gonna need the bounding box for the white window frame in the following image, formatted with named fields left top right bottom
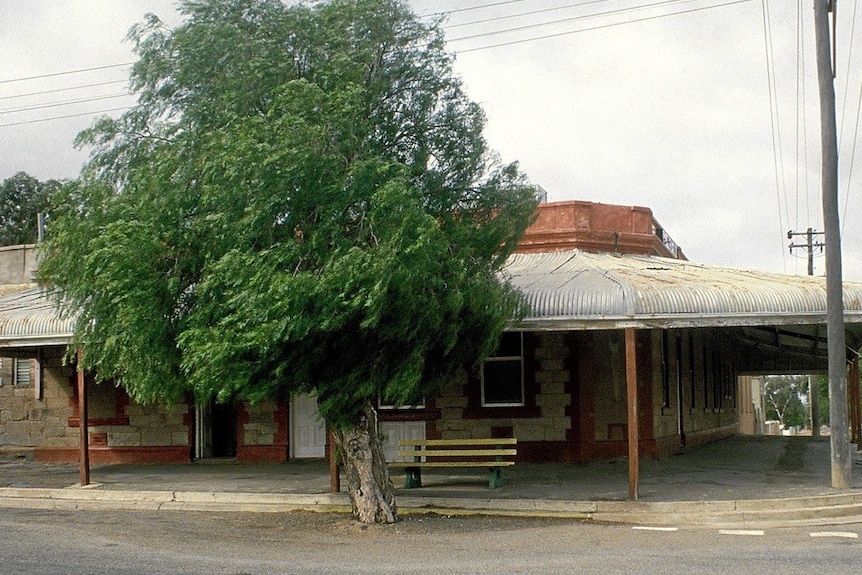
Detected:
left=378, top=395, right=425, bottom=410
left=481, top=332, right=525, bottom=407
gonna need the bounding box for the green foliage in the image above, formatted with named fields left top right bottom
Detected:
left=38, top=0, right=537, bottom=428
left=0, top=172, right=60, bottom=246
left=816, top=373, right=830, bottom=426
left=763, top=375, right=807, bottom=428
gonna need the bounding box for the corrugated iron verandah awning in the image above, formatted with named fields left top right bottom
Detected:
left=4, top=251, right=862, bottom=347
left=0, top=287, right=74, bottom=348
left=504, top=250, right=862, bottom=335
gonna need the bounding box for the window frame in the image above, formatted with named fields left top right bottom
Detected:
left=480, top=331, right=525, bottom=407
left=377, top=396, right=426, bottom=410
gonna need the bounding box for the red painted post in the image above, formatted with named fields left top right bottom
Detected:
left=76, top=348, right=90, bottom=486
left=625, top=328, right=639, bottom=501
left=328, top=429, right=340, bottom=493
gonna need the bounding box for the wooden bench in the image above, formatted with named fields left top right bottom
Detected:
left=388, top=438, right=517, bottom=489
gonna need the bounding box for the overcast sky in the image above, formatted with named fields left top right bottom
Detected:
left=2, top=0, right=861, bottom=280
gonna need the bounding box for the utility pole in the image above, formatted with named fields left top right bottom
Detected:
left=787, top=228, right=825, bottom=276
left=787, top=228, right=824, bottom=435
left=814, top=0, right=851, bottom=488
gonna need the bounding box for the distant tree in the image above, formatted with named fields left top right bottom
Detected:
left=38, top=0, right=537, bottom=524
left=816, top=373, right=830, bottom=426
left=0, top=172, right=60, bottom=245
left=763, top=375, right=806, bottom=428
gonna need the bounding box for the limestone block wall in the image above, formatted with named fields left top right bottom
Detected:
left=101, top=401, right=189, bottom=447
left=0, top=355, right=77, bottom=454
left=242, top=399, right=279, bottom=446
left=436, top=332, right=571, bottom=444
left=529, top=332, right=571, bottom=441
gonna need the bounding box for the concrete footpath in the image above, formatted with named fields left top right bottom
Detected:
left=2, top=435, right=862, bottom=528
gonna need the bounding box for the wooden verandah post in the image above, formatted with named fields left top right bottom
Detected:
left=328, top=428, right=340, bottom=493
left=77, top=347, right=90, bottom=486
left=850, top=357, right=861, bottom=449
left=625, top=328, right=639, bottom=500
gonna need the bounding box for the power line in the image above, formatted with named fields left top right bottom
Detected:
left=2, top=0, right=752, bottom=126
left=447, top=0, right=725, bottom=44
left=0, top=93, right=132, bottom=116
left=761, top=0, right=788, bottom=274
left=453, top=0, right=753, bottom=53
left=0, top=106, right=131, bottom=129
left=0, top=79, right=128, bottom=102
left=443, top=0, right=617, bottom=30
left=841, top=0, right=861, bottom=233
left=0, top=62, right=133, bottom=85
left=419, top=0, right=532, bottom=19
left=794, top=0, right=802, bottom=233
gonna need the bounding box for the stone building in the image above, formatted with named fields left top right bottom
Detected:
left=2, top=200, right=862, bottom=465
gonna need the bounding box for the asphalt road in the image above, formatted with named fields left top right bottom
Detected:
left=1, top=508, right=860, bottom=575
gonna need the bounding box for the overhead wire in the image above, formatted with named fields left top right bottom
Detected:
left=450, top=0, right=754, bottom=53
left=419, top=0, right=533, bottom=19
left=0, top=106, right=131, bottom=128
left=798, top=0, right=812, bottom=232
left=441, top=0, right=620, bottom=30
left=3, top=0, right=755, bottom=127
left=0, top=93, right=132, bottom=116
left=841, top=0, right=860, bottom=235
left=795, top=0, right=801, bottom=237
left=0, top=79, right=128, bottom=102
left=447, top=0, right=745, bottom=46
left=760, top=0, right=789, bottom=273
left=0, top=62, right=133, bottom=85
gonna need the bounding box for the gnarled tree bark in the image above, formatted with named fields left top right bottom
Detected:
left=332, top=400, right=398, bottom=524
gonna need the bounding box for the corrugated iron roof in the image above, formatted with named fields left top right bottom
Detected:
left=504, top=250, right=862, bottom=330
left=3, top=250, right=862, bottom=349
left=0, top=287, right=74, bottom=347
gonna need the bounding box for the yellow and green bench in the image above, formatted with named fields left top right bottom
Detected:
left=388, top=438, right=517, bottom=489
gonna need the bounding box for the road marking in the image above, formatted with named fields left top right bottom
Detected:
left=810, top=532, right=858, bottom=539
left=718, top=529, right=764, bottom=536
left=632, top=526, right=679, bottom=532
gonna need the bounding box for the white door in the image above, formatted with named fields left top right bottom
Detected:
left=290, top=393, right=327, bottom=458
left=379, top=420, right=426, bottom=462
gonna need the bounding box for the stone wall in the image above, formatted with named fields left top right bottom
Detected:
left=242, top=399, right=280, bottom=447
left=102, top=402, right=188, bottom=448
left=0, top=350, right=192, bottom=462
left=0, top=244, right=38, bottom=294
left=435, top=332, right=571, bottom=447
left=237, top=398, right=288, bottom=463
left=0, top=354, right=77, bottom=457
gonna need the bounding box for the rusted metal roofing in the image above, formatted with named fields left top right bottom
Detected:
left=0, top=287, right=74, bottom=348
left=504, top=250, right=862, bottom=331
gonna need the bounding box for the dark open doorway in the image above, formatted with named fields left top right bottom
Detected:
left=195, top=400, right=238, bottom=459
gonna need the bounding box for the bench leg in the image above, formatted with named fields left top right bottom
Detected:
left=404, top=467, right=422, bottom=489
left=488, top=466, right=503, bottom=489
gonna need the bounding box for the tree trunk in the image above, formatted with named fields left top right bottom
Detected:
left=332, top=400, right=398, bottom=524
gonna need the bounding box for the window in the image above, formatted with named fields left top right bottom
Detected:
left=378, top=395, right=425, bottom=410
left=481, top=332, right=524, bottom=407
left=14, top=358, right=31, bottom=387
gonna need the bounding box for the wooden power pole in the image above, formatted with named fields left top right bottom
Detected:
left=814, top=0, right=851, bottom=489
left=787, top=228, right=824, bottom=436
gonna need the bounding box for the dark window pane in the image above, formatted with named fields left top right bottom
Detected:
left=482, top=359, right=523, bottom=405
left=494, top=332, right=522, bottom=357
